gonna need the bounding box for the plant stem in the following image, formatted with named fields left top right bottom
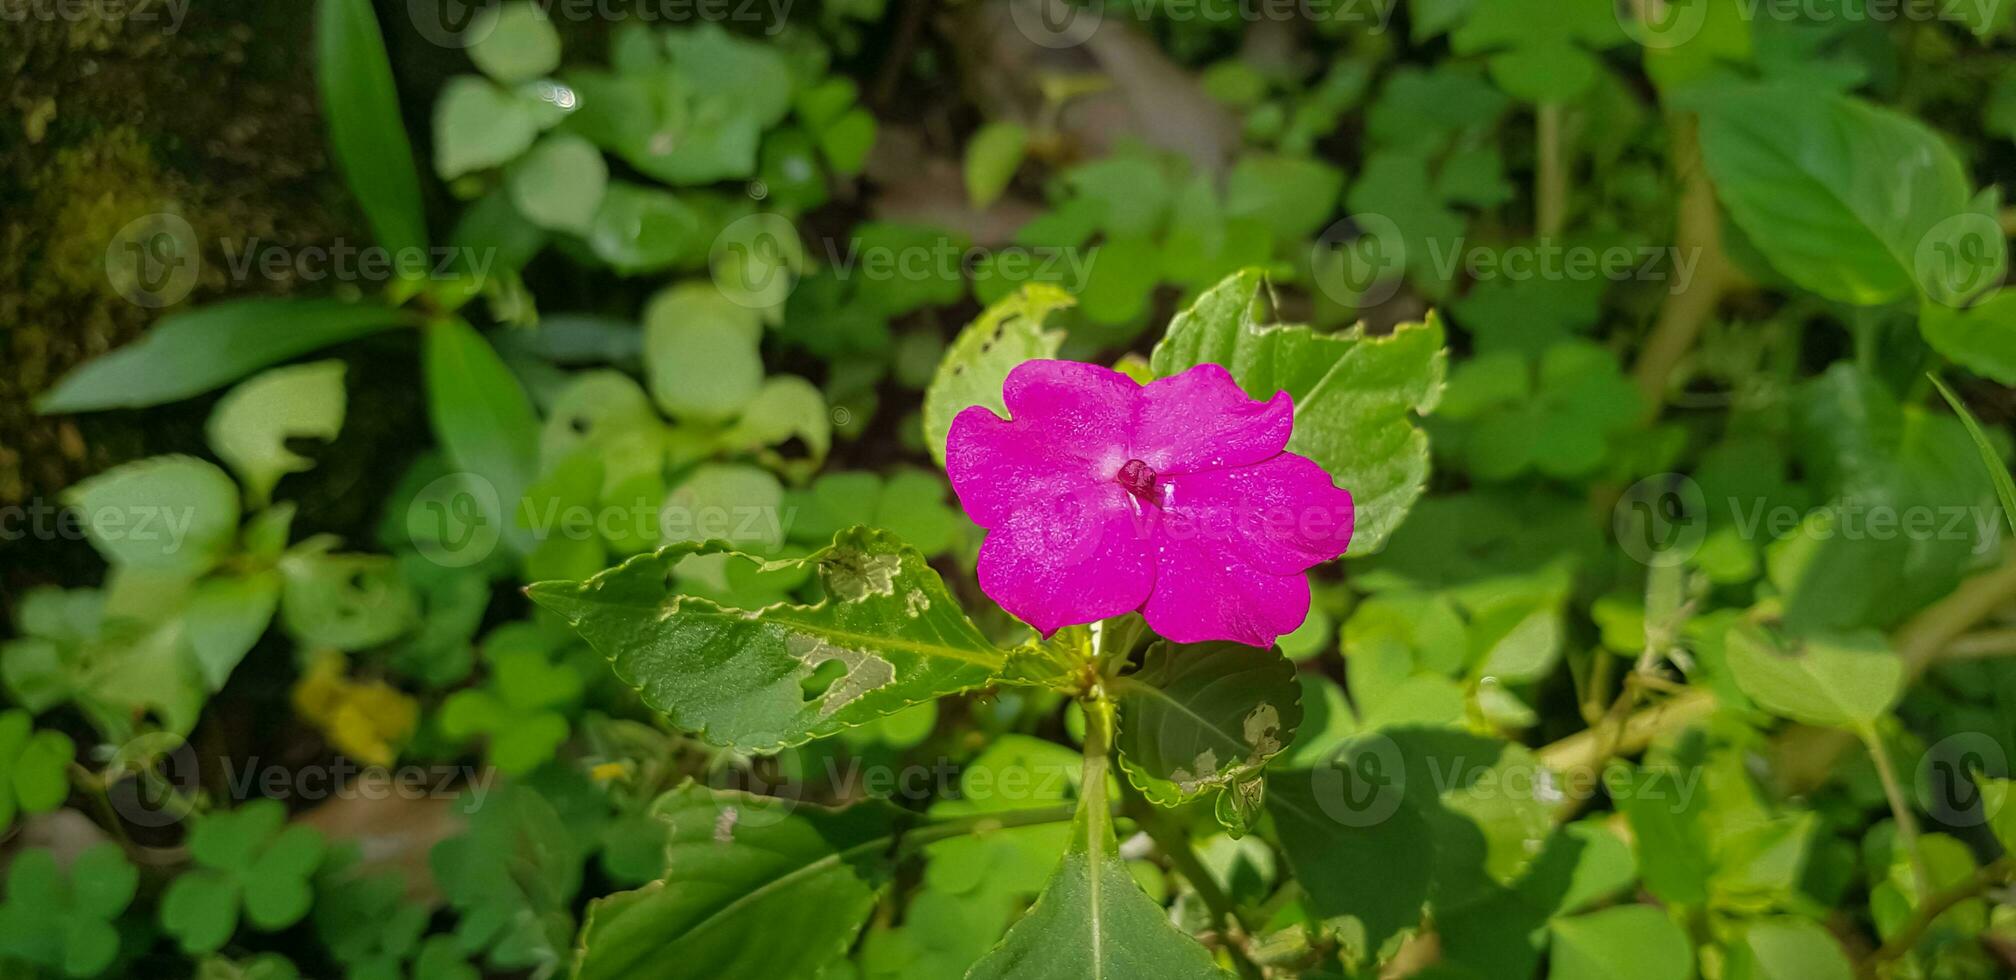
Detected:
left=1860, top=722, right=1932, bottom=898
left=899, top=802, right=1086, bottom=851
left=1630, top=111, right=1735, bottom=420
left=1859, top=856, right=2016, bottom=979
left=1536, top=103, right=1567, bottom=239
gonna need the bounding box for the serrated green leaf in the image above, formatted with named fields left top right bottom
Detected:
left=529, top=527, right=1001, bottom=751
left=1149, top=269, right=1446, bottom=553
left=922, top=284, right=1073, bottom=467
left=1113, top=641, right=1301, bottom=813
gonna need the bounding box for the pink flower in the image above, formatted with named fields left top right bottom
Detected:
left=946, top=360, right=1354, bottom=647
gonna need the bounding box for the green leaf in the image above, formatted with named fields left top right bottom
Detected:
left=719, top=375, right=832, bottom=467
left=964, top=122, right=1028, bottom=208
left=506, top=133, right=607, bottom=235
left=529, top=527, right=1002, bottom=751
left=0, top=711, right=75, bottom=829
left=1726, top=918, right=1853, bottom=980
left=37, top=298, right=407, bottom=413
left=1924, top=293, right=2016, bottom=385
left=279, top=548, right=418, bottom=651
left=1685, top=81, right=2001, bottom=307
left=63, top=455, right=240, bottom=575
left=1268, top=763, right=1435, bottom=953
left=642, top=283, right=765, bottom=421
left=586, top=181, right=702, bottom=275
left=468, top=2, right=561, bottom=84
left=1548, top=905, right=1691, bottom=980
left=434, top=75, right=542, bottom=179
left=1113, top=641, right=1301, bottom=812
left=205, top=361, right=347, bottom=506
left=573, top=785, right=901, bottom=980
left=921, top=284, right=1073, bottom=467
left=1608, top=763, right=1712, bottom=906
left=183, top=572, right=282, bottom=690
left=1724, top=623, right=1902, bottom=729
left=967, top=724, right=1228, bottom=979
left=1149, top=269, right=1447, bottom=554
left=316, top=0, right=428, bottom=257
left=0, top=844, right=136, bottom=977
left=424, top=319, right=539, bottom=555
left=1929, top=373, right=2016, bottom=538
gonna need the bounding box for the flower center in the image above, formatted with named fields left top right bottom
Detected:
left=1115, top=458, right=1159, bottom=504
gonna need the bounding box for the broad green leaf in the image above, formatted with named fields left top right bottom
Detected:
left=37, top=298, right=406, bottom=413
left=528, top=527, right=1002, bottom=751
left=964, top=122, right=1028, bottom=208
left=1608, top=764, right=1712, bottom=906
left=660, top=464, right=786, bottom=553
left=183, top=572, right=281, bottom=690
left=1548, top=905, right=1690, bottom=980
left=1725, top=918, right=1853, bottom=980
left=434, top=75, right=542, bottom=179
left=1149, top=269, right=1447, bottom=553
left=1923, top=294, right=2016, bottom=385
left=587, top=181, right=703, bottom=275
left=1685, top=81, right=2001, bottom=307
left=1929, top=373, right=2016, bottom=538
left=1223, top=153, right=1345, bottom=239
left=424, top=319, right=539, bottom=556
left=1724, top=623, right=1902, bottom=729
left=468, top=2, right=561, bottom=84
left=205, top=361, right=347, bottom=506
left=642, top=283, right=765, bottom=421
left=966, top=729, right=1228, bottom=980
left=921, top=284, right=1073, bottom=467
left=316, top=0, right=428, bottom=258
left=1113, top=641, right=1301, bottom=812
left=1268, top=763, right=1435, bottom=953
left=506, top=133, right=607, bottom=234
left=719, top=375, right=832, bottom=465
left=573, top=784, right=901, bottom=980
left=63, top=455, right=240, bottom=575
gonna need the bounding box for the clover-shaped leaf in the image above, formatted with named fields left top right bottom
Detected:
left=0, top=709, right=74, bottom=831
left=440, top=646, right=582, bottom=774
left=160, top=800, right=329, bottom=953
left=0, top=844, right=138, bottom=977
left=430, top=784, right=578, bottom=973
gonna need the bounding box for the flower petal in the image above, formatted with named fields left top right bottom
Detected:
left=1159, top=453, right=1354, bottom=575
left=1141, top=532, right=1310, bottom=647
left=946, top=360, right=1141, bottom=528
left=977, top=484, right=1157, bottom=635
left=1136, top=363, right=1291, bottom=475
left=1000, top=359, right=1139, bottom=455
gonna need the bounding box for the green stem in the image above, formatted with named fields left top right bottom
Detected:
left=899, top=802, right=1086, bottom=852
left=1860, top=722, right=1931, bottom=898
left=1536, top=103, right=1567, bottom=239
left=1859, top=855, right=2016, bottom=979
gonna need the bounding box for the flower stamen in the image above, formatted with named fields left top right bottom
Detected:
left=1115, top=458, right=1159, bottom=504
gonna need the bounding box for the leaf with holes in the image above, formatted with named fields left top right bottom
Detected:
left=922, top=284, right=1072, bottom=467
left=1149, top=269, right=1446, bottom=554
left=527, top=527, right=1002, bottom=751
left=1113, top=641, right=1301, bottom=822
